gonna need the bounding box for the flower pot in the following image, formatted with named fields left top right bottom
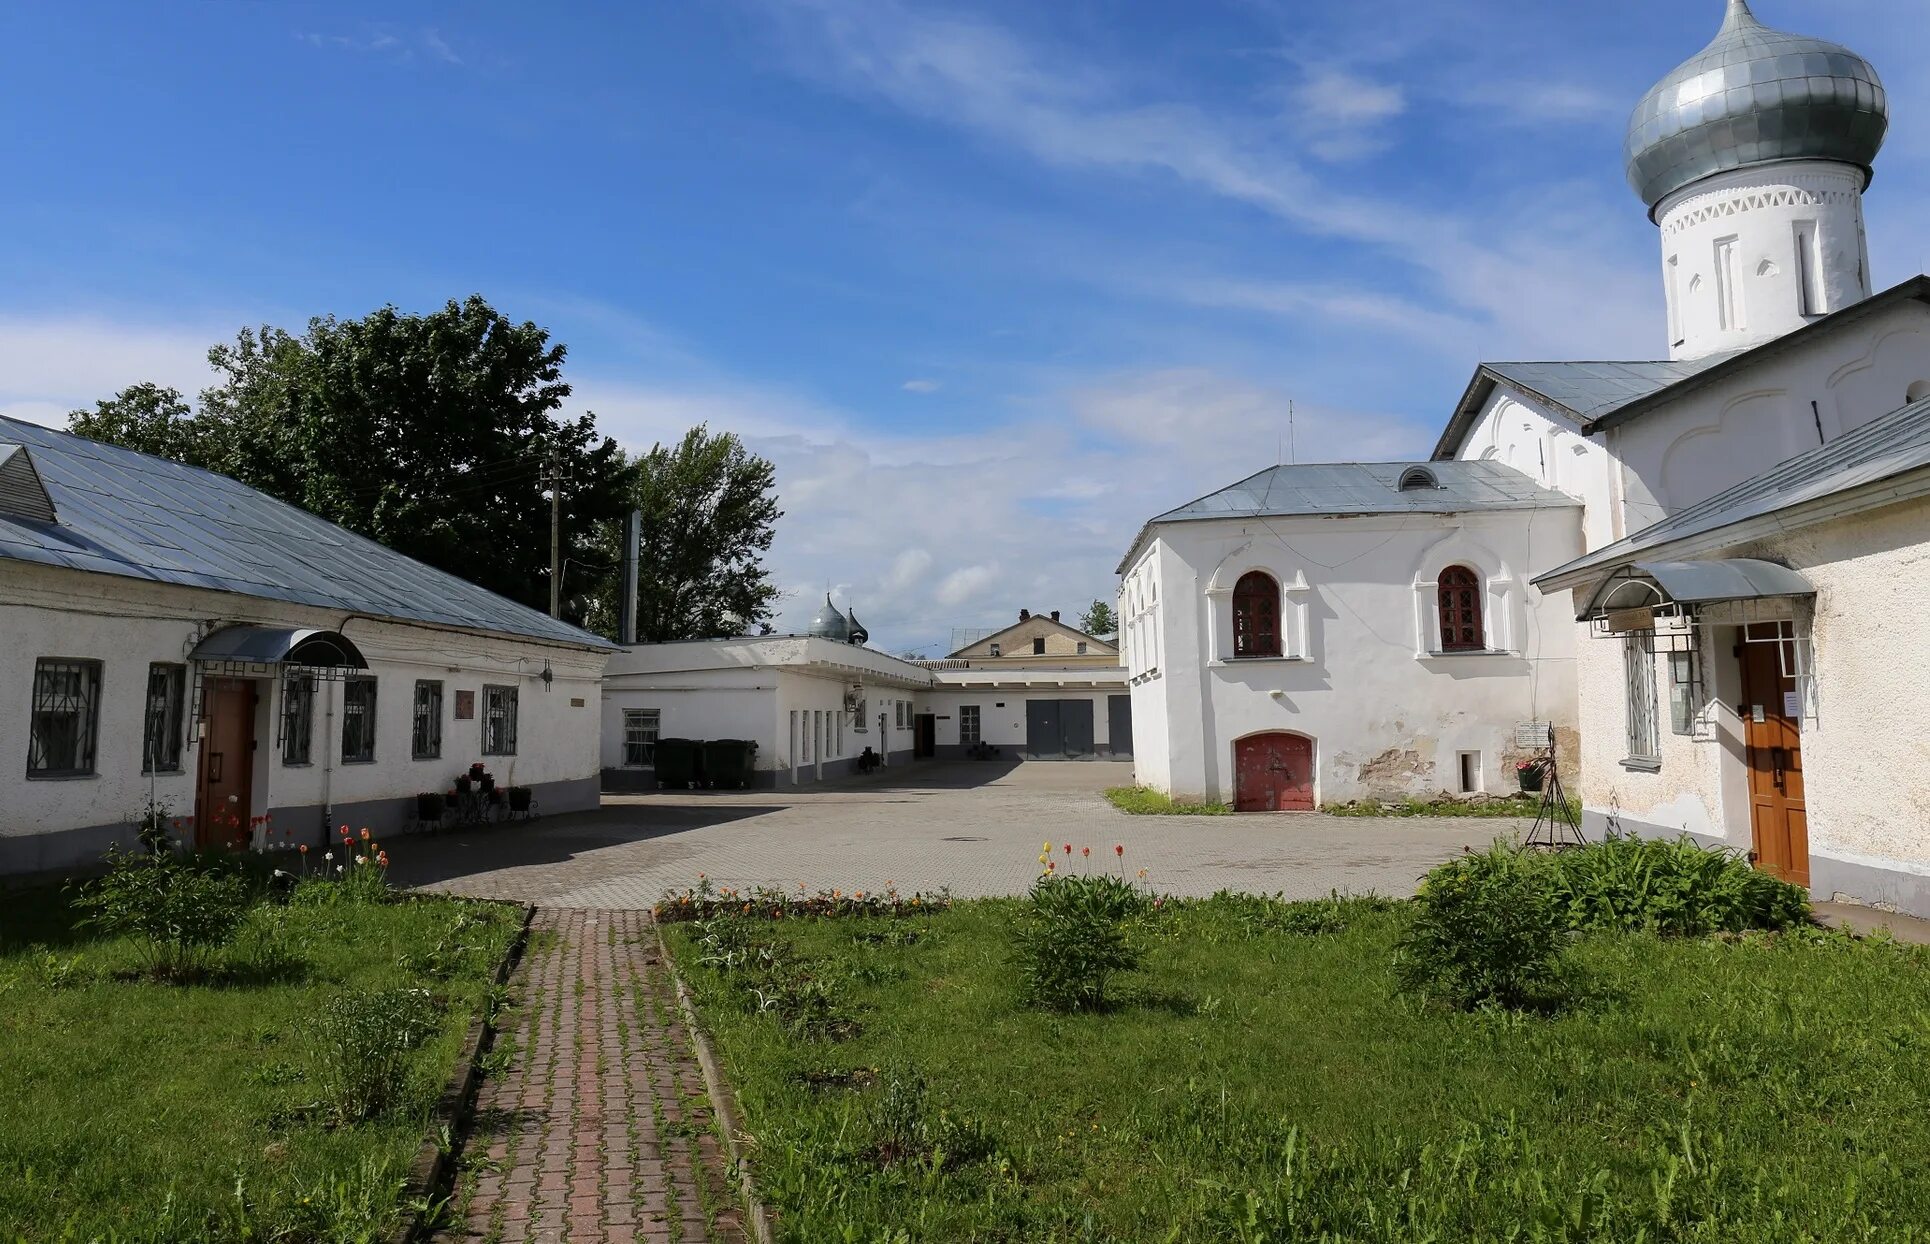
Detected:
left=454, top=776, right=471, bottom=794
left=479, top=775, right=496, bottom=795
left=417, top=791, right=446, bottom=821
left=1517, top=768, right=1546, bottom=794
left=508, top=786, right=532, bottom=812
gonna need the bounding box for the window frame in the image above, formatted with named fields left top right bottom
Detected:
left=281, top=673, right=315, bottom=766
left=988, top=642, right=1001, bottom=657
left=341, top=676, right=378, bottom=764
left=142, top=662, right=187, bottom=774
left=27, top=657, right=104, bottom=779
left=959, top=704, right=982, bottom=746
left=1232, top=570, right=1282, bottom=659
left=1436, top=565, right=1486, bottom=653
left=623, top=708, right=661, bottom=768
left=1032, top=636, right=1046, bottom=656
left=412, top=679, right=444, bottom=761
left=1622, top=635, right=1661, bottom=768
left=483, top=683, right=519, bottom=756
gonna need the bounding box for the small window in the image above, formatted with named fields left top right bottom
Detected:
left=282, top=674, right=315, bottom=765
left=1232, top=571, right=1282, bottom=658
left=959, top=705, right=981, bottom=746
left=623, top=708, right=660, bottom=767
left=483, top=684, right=519, bottom=756
left=1623, top=636, right=1660, bottom=764
left=1793, top=220, right=1822, bottom=316
left=143, top=663, right=187, bottom=773
left=1032, top=636, right=1046, bottom=655
left=1437, top=566, right=1485, bottom=652
left=854, top=697, right=867, bottom=732
left=412, top=680, right=443, bottom=760
left=1457, top=751, right=1481, bottom=794
left=1076, top=641, right=1088, bottom=655
left=1397, top=466, right=1439, bottom=491
left=989, top=642, right=1001, bottom=657
left=341, top=676, right=377, bottom=764
left=28, top=658, right=102, bottom=777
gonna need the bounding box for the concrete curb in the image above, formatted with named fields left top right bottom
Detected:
left=390, top=899, right=536, bottom=1244
left=653, top=920, right=778, bottom=1244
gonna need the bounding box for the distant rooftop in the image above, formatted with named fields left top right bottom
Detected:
left=0, top=415, right=611, bottom=650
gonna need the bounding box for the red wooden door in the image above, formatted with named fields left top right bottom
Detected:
left=195, top=678, right=257, bottom=849
left=1740, top=636, right=1807, bottom=886
left=1234, top=733, right=1314, bottom=812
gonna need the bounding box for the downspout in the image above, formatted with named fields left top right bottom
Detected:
left=321, top=677, right=335, bottom=841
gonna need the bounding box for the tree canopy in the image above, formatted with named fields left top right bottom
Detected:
left=70, top=297, right=630, bottom=624
left=1079, top=600, right=1117, bottom=638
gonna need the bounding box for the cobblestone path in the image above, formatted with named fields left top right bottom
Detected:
left=446, top=909, right=745, bottom=1244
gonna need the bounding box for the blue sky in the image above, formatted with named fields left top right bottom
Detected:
left=1, top=1, right=1925, bottom=652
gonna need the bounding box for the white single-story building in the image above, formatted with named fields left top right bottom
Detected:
left=0, top=417, right=612, bottom=873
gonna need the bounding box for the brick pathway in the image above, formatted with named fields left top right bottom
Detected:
left=447, top=909, right=745, bottom=1244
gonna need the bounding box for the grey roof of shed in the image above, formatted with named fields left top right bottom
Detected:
left=1117, top=460, right=1578, bottom=573
left=1536, top=395, right=1930, bottom=587
left=0, top=415, right=613, bottom=651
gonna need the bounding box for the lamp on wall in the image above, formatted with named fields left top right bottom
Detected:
left=540, top=662, right=554, bottom=688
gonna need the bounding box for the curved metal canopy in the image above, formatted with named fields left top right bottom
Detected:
left=1578, top=558, right=1814, bottom=622
left=189, top=625, right=369, bottom=669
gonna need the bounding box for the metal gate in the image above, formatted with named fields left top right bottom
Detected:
left=1107, top=694, right=1133, bottom=759
left=1025, top=699, right=1094, bottom=760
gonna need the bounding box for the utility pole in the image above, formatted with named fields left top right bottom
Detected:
left=542, top=450, right=567, bottom=619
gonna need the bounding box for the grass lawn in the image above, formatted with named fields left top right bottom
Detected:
left=0, top=881, right=520, bottom=1243
left=666, top=898, right=1930, bottom=1242
left=1104, top=786, right=1232, bottom=815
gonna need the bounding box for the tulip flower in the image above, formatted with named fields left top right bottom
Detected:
left=1115, top=845, right=1124, bottom=857
left=1082, top=847, right=1091, bottom=858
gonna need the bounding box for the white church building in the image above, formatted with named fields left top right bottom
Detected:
left=1123, top=0, right=1930, bottom=912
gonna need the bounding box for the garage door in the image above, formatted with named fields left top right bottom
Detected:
left=1108, top=695, right=1133, bottom=759
left=1025, top=699, right=1094, bottom=760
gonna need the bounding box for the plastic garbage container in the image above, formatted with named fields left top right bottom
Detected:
left=703, top=738, right=757, bottom=790
left=653, top=738, right=699, bottom=789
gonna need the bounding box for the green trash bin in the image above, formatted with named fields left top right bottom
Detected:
left=653, top=738, right=699, bottom=789
left=703, top=739, right=757, bottom=790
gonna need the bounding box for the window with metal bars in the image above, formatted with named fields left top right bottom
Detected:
left=282, top=674, right=314, bottom=765
left=1232, top=571, right=1281, bottom=658
left=28, top=658, right=102, bottom=777
left=623, top=709, right=660, bottom=767
left=483, top=684, right=518, bottom=756
left=1623, top=635, right=1660, bottom=764
left=412, top=680, right=443, bottom=760
left=341, top=676, right=377, bottom=763
left=1437, top=566, right=1485, bottom=652
left=143, top=664, right=186, bottom=773
left=959, top=705, right=981, bottom=746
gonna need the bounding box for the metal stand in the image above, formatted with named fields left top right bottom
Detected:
left=1524, top=744, right=1585, bottom=850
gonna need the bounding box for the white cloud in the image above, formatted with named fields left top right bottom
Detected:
left=0, top=316, right=226, bottom=428
left=935, top=563, right=999, bottom=607
left=883, top=547, right=933, bottom=591
left=901, top=377, right=942, bottom=393
left=1290, top=65, right=1405, bottom=161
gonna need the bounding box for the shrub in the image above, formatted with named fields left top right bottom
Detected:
left=868, top=1069, right=993, bottom=1169
left=1549, top=834, right=1809, bottom=936
left=313, top=987, right=442, bottom=1123
left=1014, top=873, right=1150, bottom=1011
left=71, top=846, right=254, bottom=980
left=1396, top=843, right=1566, bottom=1010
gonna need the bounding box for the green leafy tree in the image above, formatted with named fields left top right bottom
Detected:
left=1078, top=600, right=1117, bottom=637
left=68, top=297, right=630, bottom=622
left=588, top=426, right=782, bottom=642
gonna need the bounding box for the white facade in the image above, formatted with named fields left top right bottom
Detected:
left=1, top=561, right=607, bottom=873
left=1120, top=505, right=1583, bottom=806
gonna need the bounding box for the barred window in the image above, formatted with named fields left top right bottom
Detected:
left=143, top=663, right=187, bottom=773
left=282, top=674, right=315, bottom=765
left=959, top=704, right=981, bottom=746
left=341, top=676, right=377, bottom=764
left=1623, top=636, right=1660, bottom=764
left=623, top=709, right=660, bottom=767
left=28, top=658, right=102, bottom=777
left=483, top=684, right=518, bottom=756
left=412, top=680, right=443, bottom=760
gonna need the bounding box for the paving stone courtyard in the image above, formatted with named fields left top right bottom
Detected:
left=422, top=762, right=1531, bottom=1243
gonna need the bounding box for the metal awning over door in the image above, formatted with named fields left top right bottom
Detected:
left=1578, top=559, right=1815, bottom=632
left=188, top=625, right=368, bottom=673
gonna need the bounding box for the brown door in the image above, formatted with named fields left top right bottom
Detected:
left=195, top=677, right=257, bottom=850
left=914, top=714, right=936, bottom=759
left=1740, top=636, right=1807, bottom=886
left=1234, top=733, right=1315, bottom=812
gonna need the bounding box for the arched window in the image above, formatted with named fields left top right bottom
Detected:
left=1233, top=571, right=1281, bottom=658
left=1437, top=566, right=1484, bottom=652
left=1398, top=466, right=1439, bottom=491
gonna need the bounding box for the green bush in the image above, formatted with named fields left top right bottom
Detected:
left=71, top=847, right=254, bottom=980
left=1396, top=843, right=1567, bottom=1010
left=1549, top=834, right=1810, bottom=936
left=313, top=987, right=442, bottom=1123
left=1013, top=873, right=1150, bottom=1011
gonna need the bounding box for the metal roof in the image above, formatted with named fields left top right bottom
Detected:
left=1118, top=460, right=1578, bottom=573
left=188, top=625, right=370, bottom=668
left=0, top=416, right=613, bottom=651
left=1578, top=559, right=1815, bottom=622
left=1537, top=393, right=1930, bottom=586
left=1483, top=360, right=1728, bottom=424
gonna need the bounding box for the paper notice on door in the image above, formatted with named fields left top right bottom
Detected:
left=1783, top=691, right=1802, bottom=718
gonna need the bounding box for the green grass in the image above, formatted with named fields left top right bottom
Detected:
left=0, top=882, right=519, bottom=1243
left=1323, top=793, right=1582, bottom=819
left=666, top=898, right=1930, bottom=1242
left=1104, top=786, right=1233, bottom=816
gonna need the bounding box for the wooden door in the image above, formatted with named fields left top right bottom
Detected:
left=1740, top=638, right=1807, bottom=886
left=195, top=678, right=257, bottom=849
left=1234, top=733, right=1314, bottom=812
left=914, top=714, right=936, bottom=759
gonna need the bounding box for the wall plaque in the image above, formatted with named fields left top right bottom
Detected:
left=454, top=690, right=476, bottom=720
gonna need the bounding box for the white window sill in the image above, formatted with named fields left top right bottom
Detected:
left=1620, top=757, right=1662, bottom=773
left=1419, top=649, right=1511, bottom=659
left=1212, top=656, right=1311, bottom=667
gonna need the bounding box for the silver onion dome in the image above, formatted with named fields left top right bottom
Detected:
left=845, top=607, right=870, bottom=647
left=806, top=594, right=850, bottom=642
left=1625, top=0, right=1887, bottom=215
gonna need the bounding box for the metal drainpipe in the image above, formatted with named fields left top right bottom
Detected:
left=321, top=677, right=335, bottom=842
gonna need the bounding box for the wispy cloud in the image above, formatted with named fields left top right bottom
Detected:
left=1288, top=65, right=1406, bottom=161
left=297, top=25, right=465, bottom=67
left=901, top=377, right=942, bottom=393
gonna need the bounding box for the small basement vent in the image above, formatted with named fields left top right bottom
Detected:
left=0, top=444, right=56, bottom=523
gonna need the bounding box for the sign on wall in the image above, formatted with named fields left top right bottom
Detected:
left=454, top=690, right=476, bottom=720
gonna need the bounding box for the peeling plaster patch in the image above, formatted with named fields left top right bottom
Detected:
left=1356, top=746, right=1432, bottom=799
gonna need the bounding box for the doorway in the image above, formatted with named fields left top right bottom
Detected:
left=1024, top=699, right=1094, bottom=760
left=1740, top=627, right=1807, bottom=885
left=1234, top=732, right=1315, bottom=812
left=914, top=713, right=936, bottom=759
left=195, top=677, right=258, bottom=849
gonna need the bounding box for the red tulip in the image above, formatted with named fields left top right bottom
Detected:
left=1115, top=845, right=1124, bottom=857
left=1082, top=847, right=1090, bottom=858
left=1064, top=843, right=1072, bottom=855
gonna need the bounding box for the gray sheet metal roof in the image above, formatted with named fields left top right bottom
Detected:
left=1578, top=560, right=1815, bottom=622
left=1484, top=360, right=1727, bottom=423
left=1537, top=394, right=1930, bottom=587
left=1118, top=460, right=1577, bottom=573
left=189, top=625, right=370, bottom=668
left=0, top=416, right=613, bottom=651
